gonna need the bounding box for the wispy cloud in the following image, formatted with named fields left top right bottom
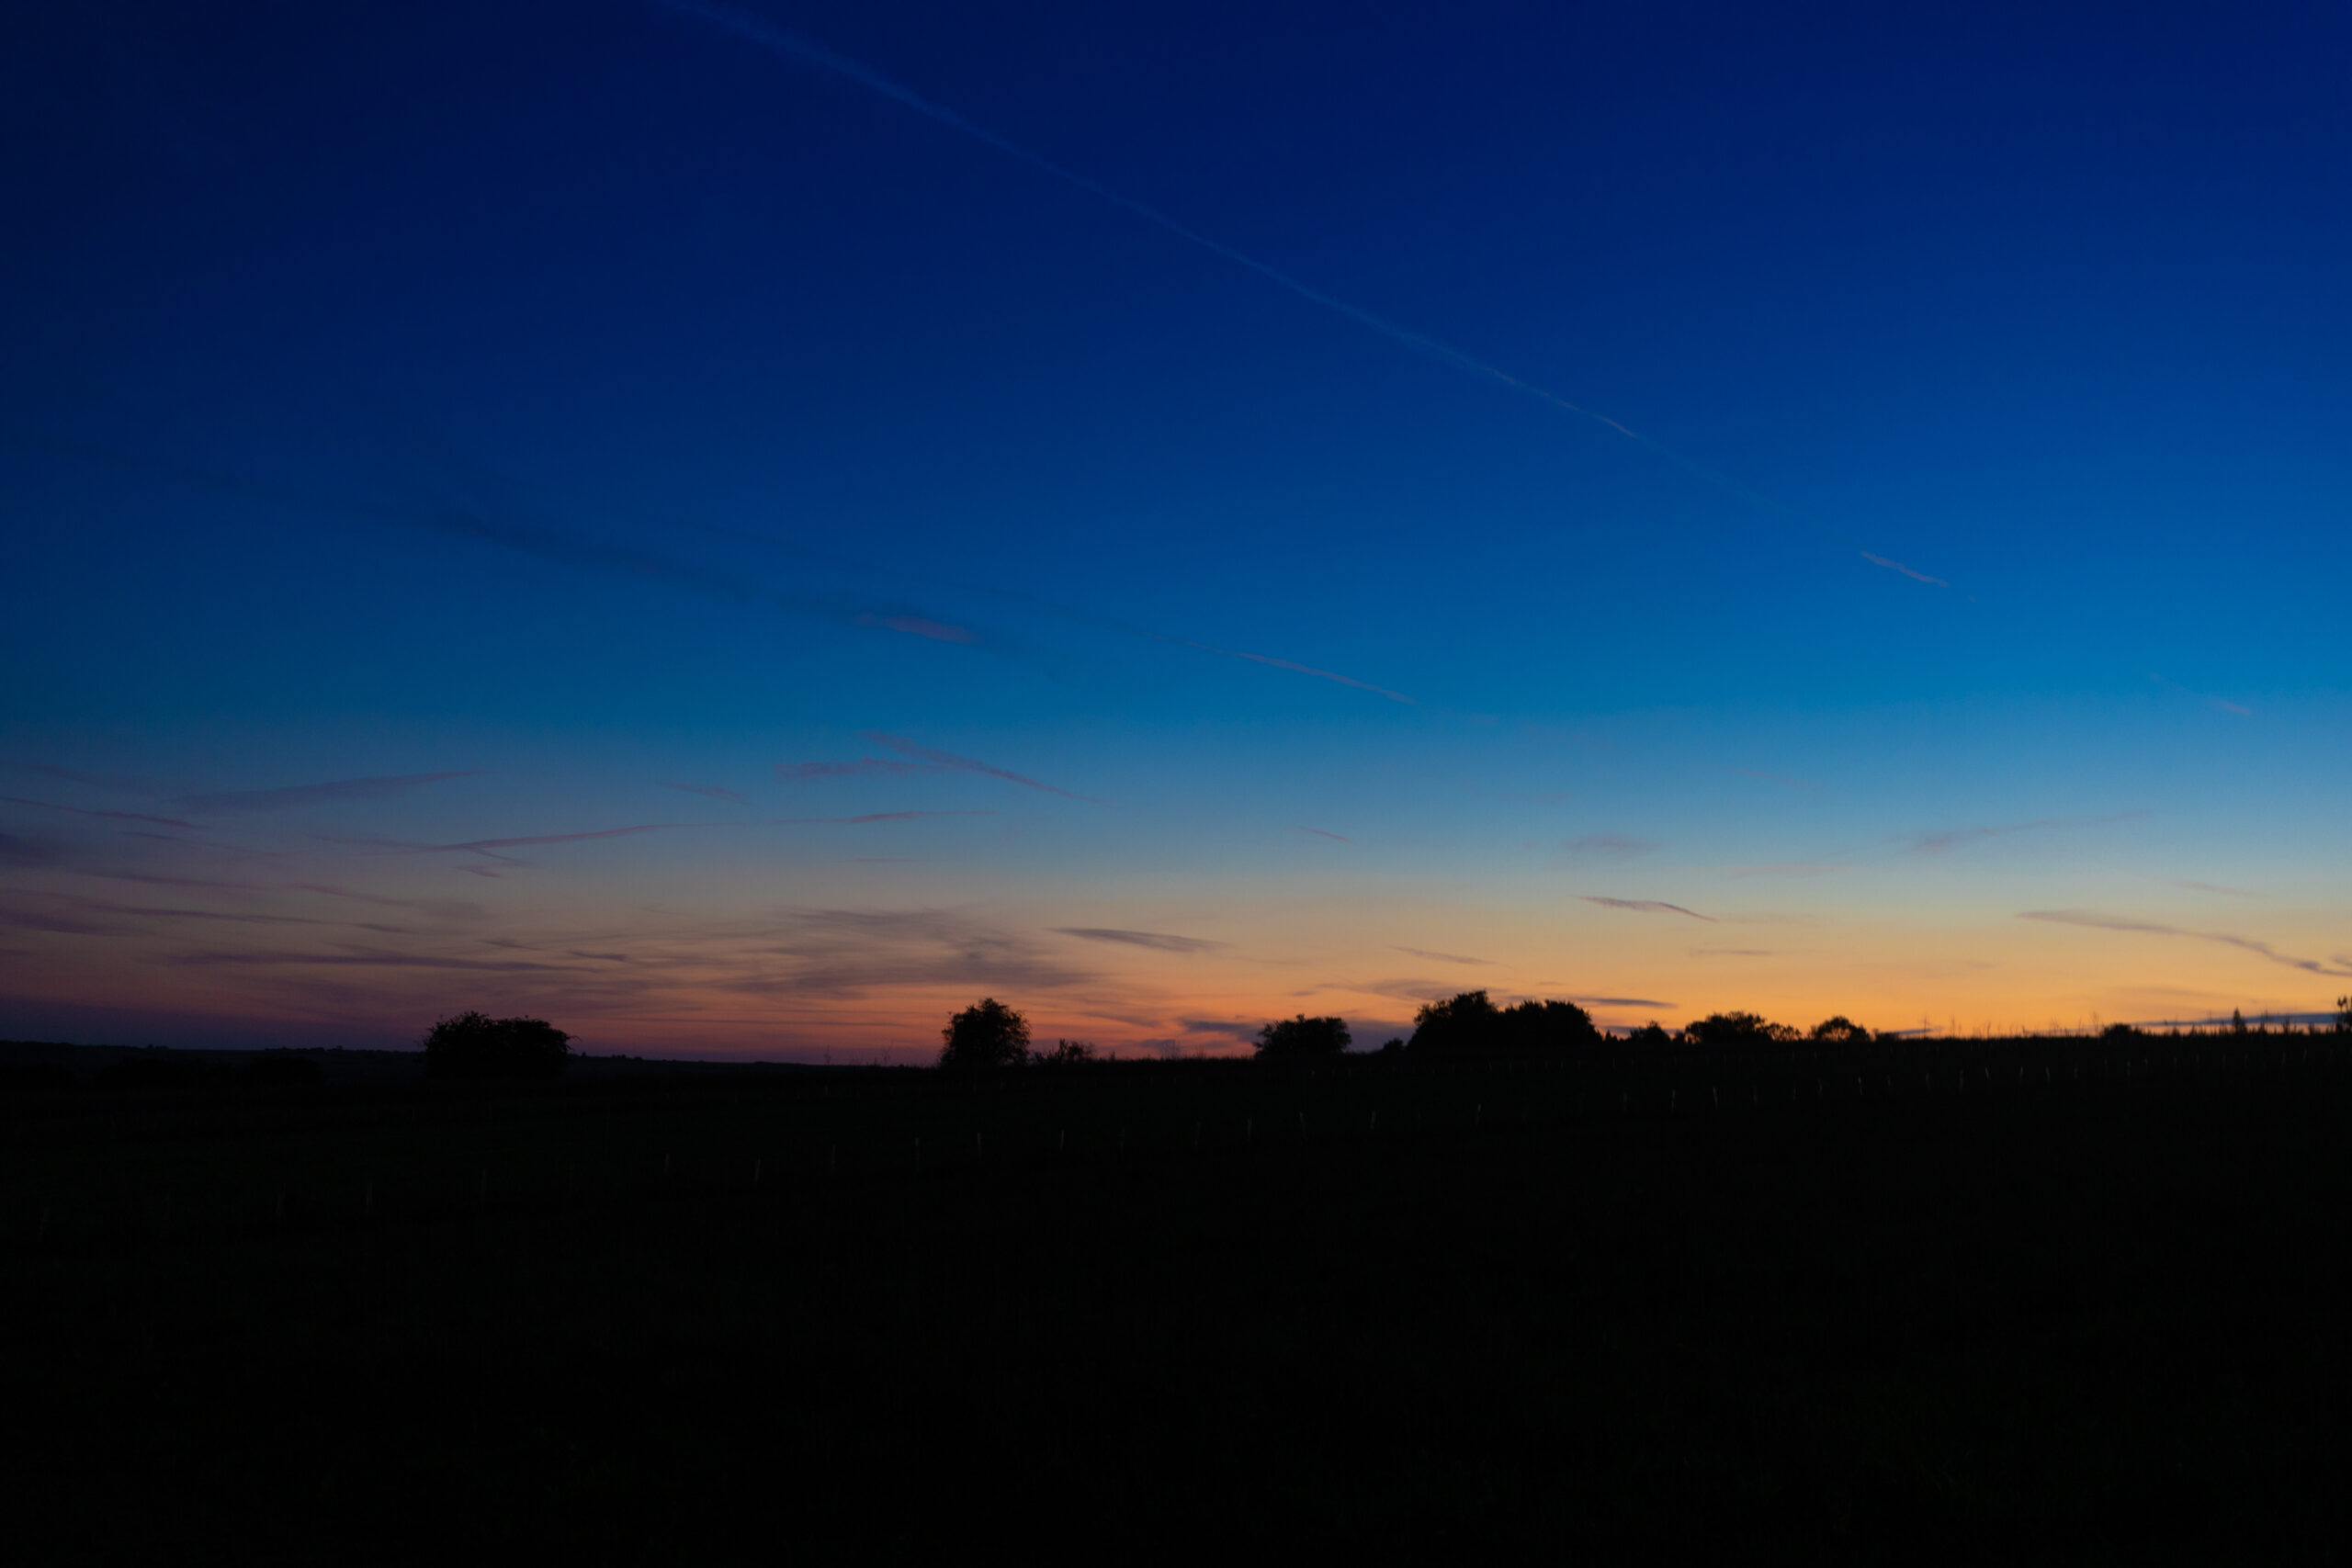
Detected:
left=1392, top=946, right=1489, bottom=965
left=434, top=825, right=664, bottom=854
left=1572, top=994, right=1677, bottom=1009
left=1581, top=896, right=1714, bottom=921
left=720, top=907, right=1097, bottom=997
left=1292, top=826, right=1350, bottom=842
left=411, top=495, right=993, bottom=652
left=769, top=811, right=996, bottom=825
left=0, top=902, right=119, bottom=935
left=862, top=732, right=1098, bottom=801
left=1558, top=832, right=1658, bottom=860
left=177, top=773, right=478, bottom=814
left=171, top=948, right=591, bottom=973
left=854, top=613, right=976, bottom=644
left=1054, top=928, right=1224, bottom=953
left=1, top=794, right=203, bottom=829
left=92, top=871, right=264, bottom=892
left=8, top=761, right=166, bottom=794
left=347, top=812, right=986, bottom=871
left=659, top=781, right=746, bottom=803
left=2165, top=878, right=2256, bottom=898
left=22, top=433, right=1002, bottom=665
left=291, top=884, right=486, bottom=919
left=1860, top=551, right=1949, bottom=588
left=702, top=514, right=1420, bottom=708
left=0, top=833, right=63, bottom=867
left=1906, top=812, right=2143, bottom=854
left=2018, top=909, right=2352, bottom=979
left=63, top=897, right=322, bottom=926
left=333, top=824, right=672, bottom=868
left=37, top=434, right=1438, bottom=716
left=775, top=757, right=943, bottom=782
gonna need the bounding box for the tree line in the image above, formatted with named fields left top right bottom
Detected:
left=933, top=991, right=1891, bottom=1067
left=390, top=991, right=2352, bottom=1078
left=934, top=991, right=2352, bottom=1067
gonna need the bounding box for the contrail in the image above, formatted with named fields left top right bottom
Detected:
left=1860, top=551, right=1948, bottom=588
left=650, top=1, right=1787, bottom=511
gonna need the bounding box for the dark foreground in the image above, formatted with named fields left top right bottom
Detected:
left=5, top=1036, right=2350, bottom=1562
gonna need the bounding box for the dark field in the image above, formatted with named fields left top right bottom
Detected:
left=6, top=1036, right=2351, bottom=1562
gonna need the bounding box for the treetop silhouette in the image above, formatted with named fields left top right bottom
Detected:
left=423, top=1011, right=570, bottom=1080
left=1256, top=1014, right=1351, bottom=1057
left=1684, top=1011, right=1799, bottom=1047
left=1409, top=991, right=1599, bottom=1052
left=940, top=998, right=1031, bottom=1070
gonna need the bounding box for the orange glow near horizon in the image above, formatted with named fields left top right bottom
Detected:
left=7, top=849, right=2341, bottom=1059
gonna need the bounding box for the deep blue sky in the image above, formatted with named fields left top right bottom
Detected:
left=3, top=1, right=2346, bottom=1053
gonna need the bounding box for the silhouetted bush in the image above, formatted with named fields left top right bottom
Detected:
left=939, top=998, right=1030, bottom=1070
left=1810, top=1015, right=1873, bottom=1044
left=1684, top=1011, right=1799, bottom=1048
left=2336, top=996, right=2350, bottom=1034
left=241, top=1051, right=322, bottom=1086
left=1378, top=1037, right=1405, bottom=1055
left=1256, top=1014, right=1351, bottom=1058
left=1033, top=1038, right=1097, bottom=1068
left=2101, top=1021, right=2143, bottom=1042
left=423, top=1012, right=571, bottom=1080
left=1624, top=1022, right=1675, bottom=1048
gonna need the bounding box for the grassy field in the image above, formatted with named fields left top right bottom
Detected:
left=6, top=1033, right=2350, bottom=1562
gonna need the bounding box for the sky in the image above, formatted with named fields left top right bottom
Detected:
left=3, top=0, right=2347, bottom=1058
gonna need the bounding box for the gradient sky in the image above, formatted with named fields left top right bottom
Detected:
left=4, top=0, right=2347, bottom=1057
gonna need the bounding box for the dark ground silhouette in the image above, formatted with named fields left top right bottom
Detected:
left=5, top=1030, right=2351, bottom=1561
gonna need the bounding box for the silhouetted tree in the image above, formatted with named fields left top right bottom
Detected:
left=1409, top=991, right=1600, bottom=1052
left=423, top=1012, right=571, bottom=1080
left=1625, top=1021, right=1675, bottom=1048
left=1378, top=1037, right=1405, bottom=1055
left=939, top=998, right=1030, bottom=1070
left=1684, top=1011, right=1799, bottom=1048
left=1408, top=990, right=1501, bottom=1051
left=2337, top=996, right=2351, bottom=1034
left=1498, top=998, right=1601, bottom=1050
left=1809, top=1015, right=1872, bottom=1044
left=1034, top=1038, right=1097, bottom=1068
left=1256, top=1014, right=1351, bottom=1057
